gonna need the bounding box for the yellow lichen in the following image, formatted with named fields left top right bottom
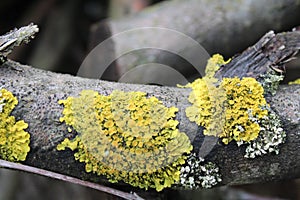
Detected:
left=204, top=54, right=231, bottom=79
left=288, top=78, right=300, bottom=85
left=0, top=89, right=30, bottom=162
left=219, top=77, right=268, bottom=144
left=183, top=55, right=268, bottom=144
left=57, top=90, right=192, bottom=191
left=184, top=77, right=227, bottom=137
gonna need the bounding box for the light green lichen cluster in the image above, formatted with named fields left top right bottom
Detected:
left=0, top=88, right=30, bottom=162
left=241, top=108, right=286, bottom=158
left=57, top=90, right=192, bottom=191
left=260, top=72, right=284, bottom=95
left=179, top=153, right=221, bottom=189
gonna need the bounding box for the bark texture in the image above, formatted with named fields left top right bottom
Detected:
left=0, top=29, right=300, bottom=195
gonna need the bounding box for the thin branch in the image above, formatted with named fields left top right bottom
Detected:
left=0, top=159, right=144, bottom=200
left=0, top=24, right=300, bottom=196
left=0, top=23, right=39, bottom=62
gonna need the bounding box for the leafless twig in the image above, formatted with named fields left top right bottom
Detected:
left=0, top=159, right=144, bottom=200
left=0, top=23, right=39, bottom=62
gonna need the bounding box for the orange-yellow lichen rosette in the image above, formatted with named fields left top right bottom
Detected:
left=0, top=89, right=30, bottom=162
left=57, top=90, right=192, bottom=191
left=183, top=54, right=268, bottom=144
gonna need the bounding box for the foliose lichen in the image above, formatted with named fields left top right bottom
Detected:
left=183, top=55, right=269, bottom=144
left=288, top=78, right=300, bottom=85
left=219, top=77, right=269, bottom=144
left=182, top=54, right=286, bottom=158
left=240, top=108, right=286, bottom=158
left=179, top=54, right=229, bottom=138
left=204, top=54, right=231, bottom=79
left=183, top=77, right=226, bottom=138
left=57, top=90, right=193, bottom=191
left=0, top=88, right=30, bottom=162
left=179, top=153, right=221, bottom=189
left=259, top=71, right=284, bottom=95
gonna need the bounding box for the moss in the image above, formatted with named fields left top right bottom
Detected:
left=0, top=88, right=30, bottom=162
left=288, top=78, right=300, bottom=85
left=57, top=90, right=192, bottom=191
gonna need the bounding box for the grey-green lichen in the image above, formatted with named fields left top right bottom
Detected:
left=259, top=71, right=284, bottom=96
left=179, top=153, right=221, bottom=189
left=0, top=88, right=30, bottom=162
left=239, top=108, right=286, bottom=158
left=57, top=90, right=193, bottom=191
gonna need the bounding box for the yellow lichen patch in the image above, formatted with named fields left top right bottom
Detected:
left=289, top=78, right=300, bottom=85
left=0, top=89, right=30, bottom=162
left=181, top=54, right=229, bottom=137
left=183, top=55, right=268, bottom=144
left=220, top=77, right=268, bottom=144
left=58, top=90, right=192, bottom=191
left=184, top=77, right=227, bottom=137
left=204, top=54, right=231, bottom=79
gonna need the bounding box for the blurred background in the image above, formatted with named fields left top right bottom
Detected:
left=0, top=0, right=299, bottom=199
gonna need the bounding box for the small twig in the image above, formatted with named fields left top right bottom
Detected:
left=0, top=23, right=39, bottom=63
left=0, top=159, right=144, bottom=200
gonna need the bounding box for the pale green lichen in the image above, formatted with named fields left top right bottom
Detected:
left=288, top=78, right=300, bottom=85
left=0, top=88, right=30, bottom=162
left=240, top=108, right=286, bottom=158
left=179, top=153, right=221, bottom=189
left=57, top=90, right=192, bottom=191
left=260, top=72, right=284, bottom=95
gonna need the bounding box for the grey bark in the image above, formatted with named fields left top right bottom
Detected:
left=86, top=0, right=300, bottom=81
left=0, top=29, right=300, bottom=197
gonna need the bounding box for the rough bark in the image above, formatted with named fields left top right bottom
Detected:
left=0, top=29, right=300, bottom=197
left=87, top=0, right=300, bottom=80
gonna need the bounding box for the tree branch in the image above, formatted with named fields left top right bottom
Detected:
left=88, top=0, right=300, bottom=80
left=0, top=28, right=299, bottom=196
